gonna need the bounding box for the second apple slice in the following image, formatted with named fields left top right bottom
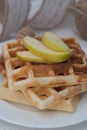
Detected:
left=42, top=32, right=69, bottom=52
left=17, top=51, right=53, bottom=63
left=23, top=36, right=73, bottom=62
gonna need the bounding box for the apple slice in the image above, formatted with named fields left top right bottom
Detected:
left=23, top=36, right=73, bottom=62
left=17, top=51, right=53, bottom=63
left=42, top=32, right=69, bottom=52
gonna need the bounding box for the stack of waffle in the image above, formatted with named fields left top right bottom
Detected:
left=0, top=37, right=87, bottom=112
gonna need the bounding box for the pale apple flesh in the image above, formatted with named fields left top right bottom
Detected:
left=17, top=51, right=54, bottom=64
left=42, top=32, right=69, bottom=52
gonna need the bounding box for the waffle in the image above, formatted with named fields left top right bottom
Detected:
left=26, top=83, right=87, bottom=109
left=3, top=38, right=87, bottom=90
left=50, top=94, right=80, bottom=112
left=0, top=56, right=6, bottom=76
left=0, top=81, right=80, bottom=112
left=0, top=81, right=32, bottom=105
left=3, top=38, right=87, bottom=109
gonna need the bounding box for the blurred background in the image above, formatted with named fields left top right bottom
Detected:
left=0, top=0, right=87, bottom=42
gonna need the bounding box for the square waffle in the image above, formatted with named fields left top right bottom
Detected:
left=3, top=38, right=87, bottom=90
left=26, top=83, right=87, bottom=109
left=0, top=81, right=80, bottom=112
left=3, top=38, right=87, bottom=109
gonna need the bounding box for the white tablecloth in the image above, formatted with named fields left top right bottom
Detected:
left=0, top=14, right=87, bottom=130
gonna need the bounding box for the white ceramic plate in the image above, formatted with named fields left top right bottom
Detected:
left=0, top=39, right=87, bottom=129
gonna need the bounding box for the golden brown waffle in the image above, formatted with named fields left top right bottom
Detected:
left=3, top=38, right=87, bottom=90
left=50, top=94, right=80, bottom=112
left=0, top=81, right=33, bottom=106
left=63, top=38, right=87, bottom=72
left=3, top=38, right=87, bottom=109
left=0, top=81, right=80, bottom=112
left=0, top=56, right=6, bottom=76
left=26, top=83, right=87, bottom=109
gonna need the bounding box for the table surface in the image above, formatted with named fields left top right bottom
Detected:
left=0, top=14, right=87, bottom=130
